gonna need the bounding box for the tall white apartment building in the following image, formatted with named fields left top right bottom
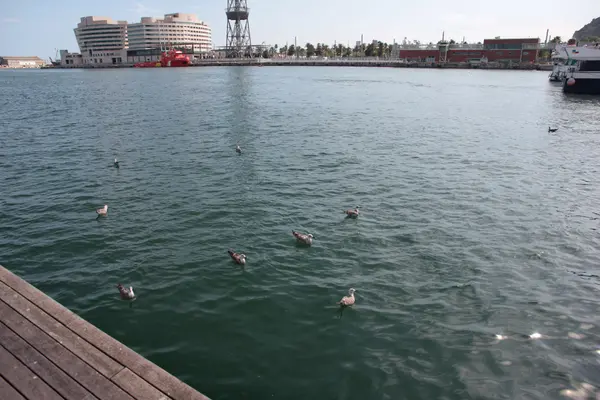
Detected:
left=127, top=13, right=212, bottom=53
left=74, top=16, right=128, bottom=65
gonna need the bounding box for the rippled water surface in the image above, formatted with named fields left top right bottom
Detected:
left=1, top=66, right=600, bottom=399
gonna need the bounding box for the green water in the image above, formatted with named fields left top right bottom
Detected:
left=1, top=67, right=600, bottom=400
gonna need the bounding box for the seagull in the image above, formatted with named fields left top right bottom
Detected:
left=228, top=249, right=246, bottom=265
left=292, top=230, right=313, bottom=245
left=116, top=283, right=135, bottom=300
left=492, top=332, right=543, bottom=341
left=114, top=158, right=120, bottom=168
left=337, top=288, right=356, bottom=317
left=236, top=145, right=242, bottom=154
left=548, top=127, right=558, bottom=132
left=344, top=206, right=360, bottom=218
left=96, top=204, right=108, bottom=217
left=338, top=288, right=356, bottom=307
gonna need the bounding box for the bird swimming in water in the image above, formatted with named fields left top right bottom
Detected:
left=114, top=158, right=120, bottom=168
left=228, top=249, right=246, bottom=265
left=337, top=288, right=356, bottom=317
left=338, top=288, right=356, bottom=307
left=344, top=206, right=360, bottom=218
left=236, top=145, right=242, bottom=154
left=96, top=204, right=108, bottom=217
left=116, top=283, right=135, bottom=300
left=548, top=127, right=558, bottom=133
left=493, top=331, right=544, bottom=341
left=292, top=230, right=313, bottom=245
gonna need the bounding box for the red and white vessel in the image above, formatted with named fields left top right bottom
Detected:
left=134, top=49, right=191, bottom=68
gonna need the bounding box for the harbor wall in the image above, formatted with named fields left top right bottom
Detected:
left=43, top=59, right=553, bottom=71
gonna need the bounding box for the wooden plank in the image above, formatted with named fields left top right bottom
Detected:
left=111, top=368, right=171, bottom=400
left=67, top=316, right=211, bottom=400
left=0, top=375, right=27, bottom=400
left=0, top=322, right=98, bottom=400
left=0, top=282, right=122, bottom=378
left=0, top=301, right=134, bottom=400
left=0, top=344, right=64, bottom=400
left=0, top=268, right=75, bottom=326
left=0, top=266, right=211, bottom=400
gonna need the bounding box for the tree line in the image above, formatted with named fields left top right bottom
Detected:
left=259, top=41, right=397, bottom=58
left=248, top=36, right=599, bottom=59
left=256, top=39, right=480, bottom=58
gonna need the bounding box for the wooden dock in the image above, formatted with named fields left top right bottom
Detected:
left=0, top=265, right=210, bottom=400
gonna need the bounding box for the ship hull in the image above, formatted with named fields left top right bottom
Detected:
left=563, top=71, right=600, bottom=94
left=563, top=77, right=600, bottom=94
left=133, top=50, right=191, bottom=68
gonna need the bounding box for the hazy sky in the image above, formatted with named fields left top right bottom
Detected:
left=1, top=0, right=598, bottom=58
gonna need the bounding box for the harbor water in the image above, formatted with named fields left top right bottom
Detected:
left=1, top=67, right=600, bottom=400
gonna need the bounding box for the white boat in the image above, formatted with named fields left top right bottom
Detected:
left=562, top=44, right=600, bottom=94
left=549, top=46, right=568, bottom=82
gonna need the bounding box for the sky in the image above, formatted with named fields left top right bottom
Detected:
left=1, top=0, right=599, bottom=59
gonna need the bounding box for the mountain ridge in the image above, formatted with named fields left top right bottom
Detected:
left=573, top=17, right=600, bottom=40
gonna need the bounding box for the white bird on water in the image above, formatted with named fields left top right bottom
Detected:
left=236, top=145, right=242, bottom=154
left=292, top=230, right=313, bottom=245
left=338, top=288, right=356, bottom=307
left=96, top=204, right=108, bottom=217
left=114, top=158, right=120, bottom=168
left=116, top=283, right=135, bottom=300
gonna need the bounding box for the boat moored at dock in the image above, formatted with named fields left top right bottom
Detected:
left=549, top=45, right=569, bottom=82
left=562, top=44, right=600, bottom=94
left=134, top=48, right=191, bottom=68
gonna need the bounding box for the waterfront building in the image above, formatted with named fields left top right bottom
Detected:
left=59, top=50, right=83, bottom=66
left=74, top=16, right=128, bottom=65
left=394, top=37, right=543, bottom=64
left=127, top=13, right=212, bottom=53
left=0, top=56, right=45, bottom=68
left=70, top=13, right=212, bottom=65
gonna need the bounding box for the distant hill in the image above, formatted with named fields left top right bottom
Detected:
left=573, top=17, right=600, bottom=40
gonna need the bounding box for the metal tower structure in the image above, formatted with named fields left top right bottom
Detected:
left=226, top=0, right=252, bottom=58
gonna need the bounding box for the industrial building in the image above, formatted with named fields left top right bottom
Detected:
left=392, top=38, right=542, bottom=64
left=0, top=56, right=45, bottom=68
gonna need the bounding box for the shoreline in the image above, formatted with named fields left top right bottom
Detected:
left=41, top=59, right=553, bottom=71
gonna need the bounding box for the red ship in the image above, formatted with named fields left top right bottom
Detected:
left=134, top=49, right=191, bottom=68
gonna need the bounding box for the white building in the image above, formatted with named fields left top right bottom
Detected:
left=0, top=56, right=45, bottom=68
left=70, top=13, right=211, bottom=66
left=127, top=13, right=212, bottom=53
left=74, top=16, right=128, bottom=65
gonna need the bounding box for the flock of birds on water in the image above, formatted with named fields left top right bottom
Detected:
left=102, top=150, right=359, bottom=315
left=105, top=130, right=561, bottom=323
left=91, top=128, right=600, bottom=398
left=104, top=128, right=572, bottom=325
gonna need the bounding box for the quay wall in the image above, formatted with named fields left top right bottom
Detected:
left=42, top=59, right=553, bottom=71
